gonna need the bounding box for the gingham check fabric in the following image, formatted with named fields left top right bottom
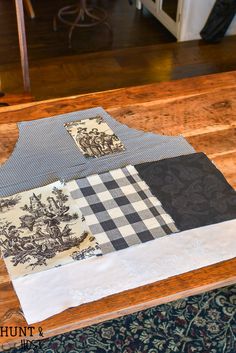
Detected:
left=68, top=165, right=179, bottom=254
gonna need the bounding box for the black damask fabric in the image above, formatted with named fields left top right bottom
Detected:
left=135, top=153, right=236, bottom=231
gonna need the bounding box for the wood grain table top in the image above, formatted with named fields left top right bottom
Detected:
left=0, top=71, right=236, bottom=349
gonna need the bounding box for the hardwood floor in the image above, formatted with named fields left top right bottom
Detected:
left=0, top=0, right=174, bottom=65
left=0, top=0, right=236, bottom=101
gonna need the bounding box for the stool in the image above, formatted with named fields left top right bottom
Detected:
left=53, top=0, right=111, bottom=48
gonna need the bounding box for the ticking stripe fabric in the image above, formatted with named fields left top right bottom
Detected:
left=0, top=107, right=195, bottom=197
left=135, top=153, right=236, bottom=231
left=68, top=165, right=178, bottom=253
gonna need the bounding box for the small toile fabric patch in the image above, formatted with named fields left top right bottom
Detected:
left=0, top=181, right=101, bottom=279
left=64, top=116, right=126, bottom=158
left=67, top=165, right=179, bottom=254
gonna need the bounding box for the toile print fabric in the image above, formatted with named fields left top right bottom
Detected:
left=68, top=165, right=179, bottom=254
left=0, top=181, right=101, bottom=279
left=64, top=116, right=126, bottom=158
left=135, top=152, right=236, bottom=231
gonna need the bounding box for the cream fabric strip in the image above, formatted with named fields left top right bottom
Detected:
left=13, top=219, right=236, bottom=324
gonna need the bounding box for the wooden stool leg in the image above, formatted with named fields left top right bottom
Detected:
left=23, top=0, right=35, bottom=19
left=15, top=0, right=31, bottom=92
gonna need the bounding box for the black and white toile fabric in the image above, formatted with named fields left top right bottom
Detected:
left=64, top=116, right=126, bottom=158
left=0, top=181, right=101, bottom=279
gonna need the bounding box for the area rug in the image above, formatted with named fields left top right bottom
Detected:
left=6, top=284, right=236, bottom=353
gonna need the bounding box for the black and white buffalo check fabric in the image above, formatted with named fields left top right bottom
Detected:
left=68, top=165, right=179, bottom=253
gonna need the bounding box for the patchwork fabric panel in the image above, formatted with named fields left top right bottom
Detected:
left=0, top=181, right=101, bottom=279
left=64, top=116, right=125, bottom=158
left=68, top=166, right=179, bottom=254
left=135, top=152, right=236, bottom=231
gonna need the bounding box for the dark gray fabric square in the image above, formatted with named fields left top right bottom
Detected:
left=100, top=220, right=117, bottom=231
left=111, top=238, right=128, bottom=251
left=115, top=196, right=130, bottom=206
left=137, top=230, right=155, bottom=242
left=90, top=202, right=106, bottom=213
left=81, top=186, right=96, bottom=196
left=126, top=213, right=142, bottom=224
left=104, top=180, right=119, bottom=189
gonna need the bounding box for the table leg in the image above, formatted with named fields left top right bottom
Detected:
left=15, top=0, right=31, bottom=92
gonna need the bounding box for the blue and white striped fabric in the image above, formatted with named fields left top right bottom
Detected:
left=0, top=107, right=195, bottom=197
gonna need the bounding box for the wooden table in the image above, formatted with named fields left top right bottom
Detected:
left=0, top=71, right=236, bottom=349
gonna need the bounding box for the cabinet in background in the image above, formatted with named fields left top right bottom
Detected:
left=136, top=0, right=236, bottom=41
